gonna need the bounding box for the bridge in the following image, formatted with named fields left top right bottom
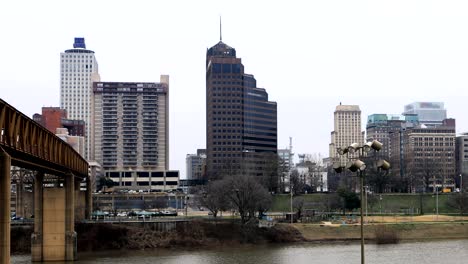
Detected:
left=0, top=98, right=91, bottom=263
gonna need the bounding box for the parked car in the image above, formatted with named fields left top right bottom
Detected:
left=117, top=212, right=127, bottom=217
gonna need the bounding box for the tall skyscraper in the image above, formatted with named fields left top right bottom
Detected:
left=60, top=37, right=100, bottom=159
left=329, top=104, right=364, bottom=164
left=402, top=102, right=447, bottom=127
left=206, top=35, right=277, bottom=179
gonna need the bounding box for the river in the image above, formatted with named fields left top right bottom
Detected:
left=12, top=239, right=468, bottom=264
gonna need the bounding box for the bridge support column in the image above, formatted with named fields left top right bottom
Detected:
left=31, top=172, right=44, bottom=262
left=0, top=150, right=11, bottom=264
left=16, top=178, right=24, bottom=218
left=85, top=176, right=92, bottom=219
left=65, top=174, right=77, bottom=261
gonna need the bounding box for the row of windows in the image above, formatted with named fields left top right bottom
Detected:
left=212, top=82, right=243, bottom=87
left=213, top=147, right=242, bottom=151
left=212, top=155, right=242, bottom=160
left=212, top=93, right=242, bottom=98
left=414, top=137, right=453, bottom=141
left=212, top=99, right=242, bottom=103
left=212, top=111, right=241, bottom=115
left=213, top=123, right=242, bottom=127
left=213, top=141, right=242, bottom=146
left=414, top=142, right=454, bottom=146
left=211, top=75, right=243, bottom=80
left=213, top=117, right=241, bottom=121
left=213, top=104, right=242, bottom=109
left=211, top=63, right=242, bottom=74
left=214, top=135, right=241, bottom=139
left=212, top=129, right=242, bottom=133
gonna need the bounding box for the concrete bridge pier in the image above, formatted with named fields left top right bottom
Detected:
left=65, top=174, right=77, bottom=261
left=31, top=172, right=43, bottom=262
left=85, top=176, right=92, bottom=219
left=15, top=174, right=24, bottom=218
left=31, top=173, right=77, bottom=262
left=0, top=150, right=11, bottom=264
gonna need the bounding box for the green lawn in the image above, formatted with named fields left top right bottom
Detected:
left=272, top=193, right=460, bottom=214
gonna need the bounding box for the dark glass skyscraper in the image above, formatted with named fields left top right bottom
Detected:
left=206, top=39, right=277, bottom=179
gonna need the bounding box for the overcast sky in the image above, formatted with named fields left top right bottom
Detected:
left=1, top=0, right=467, bottom=178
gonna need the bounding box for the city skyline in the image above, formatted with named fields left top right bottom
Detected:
left=1, top=1, right=468, bottom=178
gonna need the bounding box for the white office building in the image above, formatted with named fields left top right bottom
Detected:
left=60, top=37, right=100, bottom=160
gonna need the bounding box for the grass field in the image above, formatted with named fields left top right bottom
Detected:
left=272, top=193, right=462, bottom=214
left=293, top=222, right=468, bottom=241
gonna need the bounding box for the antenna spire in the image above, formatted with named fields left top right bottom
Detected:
left=219, top=16, right=222, bottom=41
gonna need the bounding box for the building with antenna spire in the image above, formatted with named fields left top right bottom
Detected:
left=205, top=21, right=277, bottom=180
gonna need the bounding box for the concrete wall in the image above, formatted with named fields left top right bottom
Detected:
left=43, top=188, right=66, bottom=261
left=75, top=191, right=86, bottom=221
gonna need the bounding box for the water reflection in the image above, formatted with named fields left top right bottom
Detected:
left=12, top=240, right=468, bottom=264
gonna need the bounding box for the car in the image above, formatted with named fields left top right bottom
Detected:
left=117, top=212, right=127, bottom=217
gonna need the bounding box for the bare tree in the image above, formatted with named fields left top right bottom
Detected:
left=293, top=197, right=305, bottom=219
left=224, top=174, right=272, bottom=224
left=290, top=169, right=305, bottom=195
left=198, top=180, right=230, bottom=218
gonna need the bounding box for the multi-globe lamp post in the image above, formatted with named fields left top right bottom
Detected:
left=333, top=140, right=390, bottom=264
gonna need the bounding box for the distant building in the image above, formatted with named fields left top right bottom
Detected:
left=389, top=119, right=456, bottom=192
left=60, top=37, right=101, bottom=159
left=33, top=107, right=85, bottom=136
left=329, top=104, right=364, bottom=164
left=186, top=149, right=206, bottom=180
left=278, top=148, right=293, bottom=173
left=402, top=102, right=447, bottom=127
left=294, top=161, right=328, bottom=193
left=456, top=133, right=468, bottom=189
left=91, top=77, right=175, bottom=191
left=56, top=128, right=85, bottom=157
left=366, top=114, right=419, bottom=160
left=205, top=34, right=277, bottom=179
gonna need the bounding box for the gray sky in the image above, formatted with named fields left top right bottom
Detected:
left=1, top=0, right=467, bottom=178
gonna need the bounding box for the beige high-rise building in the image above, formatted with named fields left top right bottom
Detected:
left=90, top=76, right=177, bottom=191
left=329, top=104, right=364, bottom=165
left=60, top=37, right=100, bottom=160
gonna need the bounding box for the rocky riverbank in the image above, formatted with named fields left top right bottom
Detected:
left=11, top=220, right=304, bottom=254
left=11, top=220, right=468, bottom=254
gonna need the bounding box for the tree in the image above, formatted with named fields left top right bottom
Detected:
left=293, top=197, right=305, bottom=219
left=198, top=180, right=230, bottom=218
left=337, top=188, right=360, bottom=214
left=446, top=193, right=468, bottom=215
left=290, top=169, right=305, bottom=195
left=225, top=174, right=272, bottom=224
left=97, top=177, right=117, bottom=191
left=258, top=152, right=280, bottom=194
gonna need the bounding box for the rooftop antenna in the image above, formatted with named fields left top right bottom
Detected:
left=219, top=16, right=222, bottom=41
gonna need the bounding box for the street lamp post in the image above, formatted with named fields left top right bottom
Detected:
left=365, top=185, right=368, bottom=221
left=333, top=140, right=390, bottom=264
